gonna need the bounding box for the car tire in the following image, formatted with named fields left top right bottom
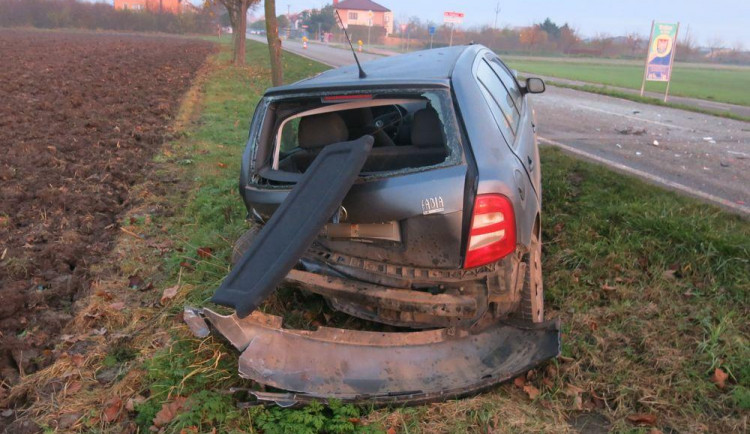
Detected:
left=231, top=226, right=261, bottom=266
left=520, top=227, right=544, bottom=323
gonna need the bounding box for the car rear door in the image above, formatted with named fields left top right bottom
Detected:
left=476, top=55, right=540, bottom=196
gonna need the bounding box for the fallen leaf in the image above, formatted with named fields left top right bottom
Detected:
left=627, top=413, right=657, bottom=426
left=650, top=429, right=664, bottom=434
left=545, top=364, right=558, bottom=378
left=109, top=302, right=125, bottom=311
left=600, top=283, right=616, bottom=291
left=542, top=377, right=554, bottom=388
left=196, top=247, right=213, bottom=259
left=662, top=269, right=676, bottom=280
left=71, top=354, right=85, bottom=367
left=564, top=383, right=584, bottom=396
left=66, top=381, right=82, bottom=395
left=160, top=285, right=180, bottom=305
left=102, top=397, right=122, bottom=423
left=711, top=367, right=729, bottom=389
left=387, top=428, right=397, bottom=434
left=513, top=376, right=526, bottom=388
left=153, top=396, right=188, bottom=427
left=217, top=162, right=227, bottom=168
left=572, top=393, right=583, bottom=410
left=348, top=418, right=361, bottom=424
left=588, top=321, right=598, bottom=331
left=126, top=395, right=146, bottom=412
left=522, top=384, right=540, bottom=400
left=179, top=261, right=195, bottom=270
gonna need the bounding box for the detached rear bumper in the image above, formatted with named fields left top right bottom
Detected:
left=188, top=307, right=560, bottom=406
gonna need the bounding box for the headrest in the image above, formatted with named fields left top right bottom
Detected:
left=297, top=112, right=349, bottom=149
left=410, top=107, right=445, bottom=148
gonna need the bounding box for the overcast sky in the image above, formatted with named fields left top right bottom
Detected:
left=96, top=0, right=749, bottom=46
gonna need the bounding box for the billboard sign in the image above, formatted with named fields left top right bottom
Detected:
left=645, top=22, right=678, bottom=82
left=443, top=11, right=464, bottom=24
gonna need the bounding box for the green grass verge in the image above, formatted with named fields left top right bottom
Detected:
left=546, top=80, right=750, bottom=122
left=505, top=58, right=750, bottom=107
left=132, top=40, right=749, bottom=432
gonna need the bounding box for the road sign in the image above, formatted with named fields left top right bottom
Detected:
left=639, top=20, right=680, bottom=102
left=428, top=26, right=436, bottom=35
left=443, top=11, right=464, bottom=24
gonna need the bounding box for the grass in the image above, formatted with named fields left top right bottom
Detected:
left=16, top=37, right=748, bottom=432
left=504, top=57, right=750, bottom=107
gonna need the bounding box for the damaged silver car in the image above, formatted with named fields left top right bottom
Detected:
left=188, top=43, right=559, bottom=406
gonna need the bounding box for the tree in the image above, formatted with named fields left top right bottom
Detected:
left=538, top=18, right=560, bottom=41
left=558, top=24, right=579, bottom=53
left=707, top=37, right=724, bottom=60
left=625, top=32, right=642, bottom=57
left=276, top=13, right=289, bottom=29
left=208, top=0, right=261, bottom=65
left=303, top=4, right=336, bottom=35
left=519, top=26, right=548, bottom=52
left=678, top=25, right=696, bottom=60
left=265, top=0, right=283, bottom=86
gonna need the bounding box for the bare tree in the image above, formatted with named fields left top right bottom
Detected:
left=265, top=0, right=283, bottom=86
left=678, top=25, right=696, bottom=59
left=707, top=37, right=724, bottom=61
left=625, top=32, right=642, bottom=57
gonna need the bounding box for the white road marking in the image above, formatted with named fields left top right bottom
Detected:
left=538, top=136, right=750, bottom=216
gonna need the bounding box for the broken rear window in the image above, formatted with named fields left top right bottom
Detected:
left=252, top=89, right=463, bottom=183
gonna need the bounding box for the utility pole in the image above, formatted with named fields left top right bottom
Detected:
left=494, top=2, right=501, bottom=29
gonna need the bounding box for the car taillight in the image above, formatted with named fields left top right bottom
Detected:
left=464, top=194, right=516, bottom=269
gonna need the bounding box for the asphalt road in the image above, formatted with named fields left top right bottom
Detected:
left=251, top=36, right=750, bottom=216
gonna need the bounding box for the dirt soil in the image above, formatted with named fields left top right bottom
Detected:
left=0, top=30, right=214, bottom=387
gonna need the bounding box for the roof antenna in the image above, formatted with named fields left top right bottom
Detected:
left=335, top=10, right=367, bottom=79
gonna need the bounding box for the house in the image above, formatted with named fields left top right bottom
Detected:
left=333, top=0, right=393, bottom=35
left=113, top=0, right=182, bottom=14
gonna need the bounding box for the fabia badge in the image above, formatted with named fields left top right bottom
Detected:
left=421, top=196, right=445, bottom=215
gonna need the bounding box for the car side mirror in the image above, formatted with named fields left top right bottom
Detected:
left=525, top=77, right=545, bottom=94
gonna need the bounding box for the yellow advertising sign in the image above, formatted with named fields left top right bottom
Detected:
left=645, top=22, right=679, bottom=82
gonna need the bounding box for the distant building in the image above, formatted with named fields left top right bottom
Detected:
left=333, top=0, right=393, bottom=35
left=114, top=0, right=183, bottom=14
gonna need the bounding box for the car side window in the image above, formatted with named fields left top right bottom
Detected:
left=489, top=59, right=522, bottom=111
left=477, top=60, right=518, bottom=143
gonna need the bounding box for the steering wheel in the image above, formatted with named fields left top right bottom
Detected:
left=372, top=107, right=403, bottom=133
left=367, top=106, right=403, bottom=147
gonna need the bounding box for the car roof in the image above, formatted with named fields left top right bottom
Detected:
left=265, top=44, right=485, bottom=96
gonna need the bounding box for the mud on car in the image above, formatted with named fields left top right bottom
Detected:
left=187, top=44, right=559, bottom=406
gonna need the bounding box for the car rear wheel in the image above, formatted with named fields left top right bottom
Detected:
left=231, top=226, right=260, bottom=266
left=520, top=227, right=544, bottom=323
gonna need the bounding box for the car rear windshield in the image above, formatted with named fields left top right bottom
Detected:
left=252, top=89, right=463, bottom=184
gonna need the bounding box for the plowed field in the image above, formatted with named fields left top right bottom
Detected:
left=0, top=30, right=214, bottom=386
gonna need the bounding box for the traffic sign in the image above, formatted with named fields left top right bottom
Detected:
left=428, top=26, right=436, bottom=35
left=443, top=11, right=464, bottom=24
